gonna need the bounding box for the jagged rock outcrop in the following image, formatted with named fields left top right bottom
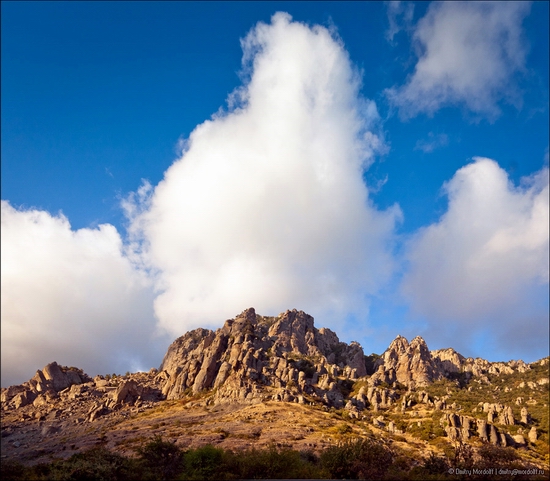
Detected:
left=1, top=364, right=165, bottom=429
left=431, top=350, right=531, bottom=379
left=158, top=308, right=367, bottom=407
left=432, top=348, right=466, bottom=375
left=370, top=335, right=536, bottom=391
left=442, top=412, right=525, bottom=447
left=1, top=362, right=91, bottom=409
left=441, top=413, right=478, bottom=442
left=498, top=405, right=515, bottom=425
left=370, top=336, right=441, bottom=388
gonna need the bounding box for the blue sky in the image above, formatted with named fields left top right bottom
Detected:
left=2, top=2, right=548, bottom=387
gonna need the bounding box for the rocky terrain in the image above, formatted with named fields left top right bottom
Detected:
left=1, top=308, right=549, bottom=472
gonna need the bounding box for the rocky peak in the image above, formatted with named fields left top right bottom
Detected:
left=371, top=335, right=441, bottom=388
left=1, top=362, right=92, bottom=410
left=431, top=348, right=466, bottom=375
left=265, top=309, right=317, bottom=356
left=373, top=336, right=535, bottom=388
left=387, top=335, right=410, bottom=354
left=158, top=308, right=367, bottom=403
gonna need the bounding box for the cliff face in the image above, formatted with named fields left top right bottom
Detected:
left=369, top=335, right=441, bottom=388
left=158, top=308, right=367, bottom=406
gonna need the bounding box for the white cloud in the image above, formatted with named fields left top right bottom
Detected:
left=402, top=158, right=549, bottom=357
left=385, top=1, right=415, bottom=44
left=386, top=2, right=531, bottom=119
left=126, top=12, right=402, bottom=339
left=1, top=201, right=167, bottom=387
left=414, top=132, right=448, bottom=153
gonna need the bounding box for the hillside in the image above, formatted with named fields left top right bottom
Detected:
left=1, top=308, right=548, bottom=478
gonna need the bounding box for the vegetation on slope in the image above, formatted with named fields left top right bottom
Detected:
left=2, top=435, right=547, bottom=481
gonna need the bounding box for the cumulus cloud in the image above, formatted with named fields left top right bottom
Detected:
left=402, top=158, right=549, bottom=358
left=386, top=2, right=531, bottom=119
left=125, top=12, right=402, bottom=339
left=1, top=201, right=167, bottom=387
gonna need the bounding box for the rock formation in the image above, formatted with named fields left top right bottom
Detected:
left=158, top=308, right=366, bottom=408
left=1, top=307, right=548, bottom=467
left=370, top=335, right=441, bottom=388
left=1, top=362, right=91, bottom=409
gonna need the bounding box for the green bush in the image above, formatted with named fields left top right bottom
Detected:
left=320, top=437, right=394, bottom=479
left=422, top=452, right=450, bottom=475
left=474, top=442, right=521, bottom=474
left=450, top=441, right=475, bottom=471
left=236, top=445, right=321, bottom=480
left=335, top=423, right=353, bottom=434
left=478, top=443, right=518, bottom=464
left=137, top=436, right=183, bottom=480
left=49, top=446, right=139, bottom=481
left=293, top=358, right=316, bottom=378
left=4, top=434, right=544, bottom=481
left=182, top=445, right=225, bottom=480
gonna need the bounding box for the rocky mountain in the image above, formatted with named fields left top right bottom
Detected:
left=1, top=308, right=548, bottom=471
left=158, top=308, right=366, bottom=406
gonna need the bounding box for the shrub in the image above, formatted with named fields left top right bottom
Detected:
left=330, top=423, right=352, bottom=435
left=320, top=437, right=394, bottom=479
left=450, top=441, right=475, bottom=471
left=422, top=452, right=450, bottom=475
left=236, top=445, right=321, bottom=480
left=184, top=444, right=226, bottom=480
left=293, top=358, right=316, bottom=378
left=476, top=443, right=518, bottom=467
left=48, top=446, right=139, bottom=481
left=137, top=436, right=183, bottom=480
left=0, top=459, right=27, bottom=481
left=338, top=379, right=355, bottom=398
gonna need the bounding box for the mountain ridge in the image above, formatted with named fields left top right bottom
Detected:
left=1, top=308, right=548, bottom=470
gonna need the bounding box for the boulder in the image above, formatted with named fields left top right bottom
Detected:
left=372, top=416, right=385, bottom=428
left=513, top=435, right=526, bottom=446
left=111, top=380, right=140, bottom=405
left=498, top=406, right=515, bottom=425
left=477, top=419, right=488, bottom=442
left=33, top=394, right=48, bottom=408
left=1, top=385, right=26, bottom=404
left=520, top=407, right=530, bottom=424
left=87, top=402, right=109, bottom=422
left=12, top=390, right=36, bottom=409
left=43, top=362, right=72, bottom=391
